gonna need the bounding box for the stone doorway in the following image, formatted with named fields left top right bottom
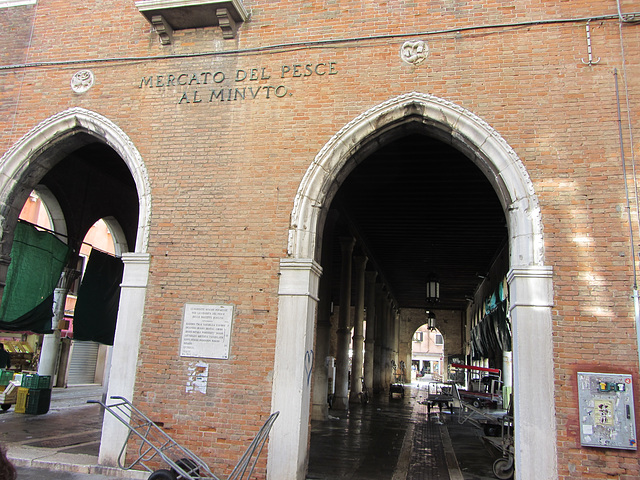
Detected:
left=269, top=93, right=556, bottom=480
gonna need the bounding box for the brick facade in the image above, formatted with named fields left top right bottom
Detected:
left=2, top=1, right=640, bottom=478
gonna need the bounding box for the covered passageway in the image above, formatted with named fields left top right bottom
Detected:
left=270, top=93, right=555, bottom=480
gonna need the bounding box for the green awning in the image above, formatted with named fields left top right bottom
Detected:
left=0, top=220, right=70, bottom=333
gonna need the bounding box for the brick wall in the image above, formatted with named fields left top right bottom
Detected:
left=1, top=0, right=640, bottom=477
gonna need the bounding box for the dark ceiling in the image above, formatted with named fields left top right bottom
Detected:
left=39, top=142, right=139, bottom=254
left=34, top=133, right=505, bottom=313
left=326, top=133, right=508, bottom=312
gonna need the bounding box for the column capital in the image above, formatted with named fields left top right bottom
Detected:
left=353, top=255, right=368, bottom=267
left=120, top=253, right=151, bottom=288
left=278, top=258, right=323, bottom=300
left=339, top=236, right=356, bottom=252
left=507, top=265, right=553, bottom=309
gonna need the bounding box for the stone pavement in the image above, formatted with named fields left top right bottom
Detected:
left=1, top=385, right=146, bottom=480
left=1, top=382, right=503, bottom=480
left=307, top=382, right=501, bottom=480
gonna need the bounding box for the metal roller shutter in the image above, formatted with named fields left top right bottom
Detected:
left=67, top=340, right=99, bottom=385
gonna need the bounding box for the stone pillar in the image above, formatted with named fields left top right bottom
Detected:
left=38, top=268, right=79, bottom=380
left=268, top=258, right=322, bottom=480
left=311, top=258, right=333, bottom=420
left=349, top=255, right=368, bottom=403
left=373, top=283, right=384, bottom=393
left=502, top=350, right=513, bottom=409
left=384, top=299, right=394, bottom=387
left=37, top=288, right=65, bottom=378
left=507, top=266, right=557, bottom=480
left=333, top=237, right=355, bottom=410
left=393, top=309, right=400, bottom=381
left=99, top=253, right=150, bottom=467
left=363, top=271, right=377, bottom=394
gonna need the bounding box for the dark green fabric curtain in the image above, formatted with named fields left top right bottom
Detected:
left=0, top=221, right=70, bottom=333
left=73, top=249, right=123, bottom=345
left=470, top=300, right=511, bottom=360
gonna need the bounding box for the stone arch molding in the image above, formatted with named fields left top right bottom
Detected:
left=0, top=107, right=153, bottom=468
left=270, top=92, right=557, bottom=480
left=289, top=91, right=544, bottom=268
left=0, top=107, right=151, bottom=252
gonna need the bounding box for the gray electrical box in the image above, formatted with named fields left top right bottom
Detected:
left=578, top=372, right=637, bottom=450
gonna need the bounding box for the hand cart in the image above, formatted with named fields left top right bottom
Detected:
left=450, top=363, right=503, bottom=408
left=419, top=382, right=454, bottom=414
left=483, top=412, right=514, bottom=479
left=89, top=396, right=279, bottom=480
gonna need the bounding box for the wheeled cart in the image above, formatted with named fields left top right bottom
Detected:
left=484, top=413, right=514, bottom=479
left=89, top=396, right=279, bottom=480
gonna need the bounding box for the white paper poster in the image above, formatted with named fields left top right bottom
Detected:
left=186, top=361, right=209, bottom=394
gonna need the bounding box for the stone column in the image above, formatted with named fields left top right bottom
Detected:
left=384, top=299, right=394, bottom=387
left=333, top=237, right=355, bottom=410
left=373, top=283, right=384, bottom=393
left=363, top=271, right=377, bottom=394
left=37, top=288, right=65, bottom=378
left=38, top=268, right=79, bottom=379
left=349, top=255, right=368, bottom=403
left=311, top=259, right=333, bottom=420
left=507, top=266, right=557, bottom=480
left=268, top=258, right=322, bottom=480
left=393, top=309, right=401, bottom=382
left=99, top=253, right=150, bottom=466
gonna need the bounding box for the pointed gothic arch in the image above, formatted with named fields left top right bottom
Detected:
left=0, top=107, right=152, bottom=467
left=269, top=92, right=557, bottom=480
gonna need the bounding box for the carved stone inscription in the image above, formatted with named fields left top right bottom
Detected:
left=138, top=62, right=338, bottom=104
left=180, top=303, right=234, bottom=359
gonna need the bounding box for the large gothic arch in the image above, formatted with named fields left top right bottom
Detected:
left=0, top=107, right=152, bottom=466
left=269, top=92, right=557, bottom=480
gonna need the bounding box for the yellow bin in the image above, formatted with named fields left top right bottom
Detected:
left=15, top=387, right=29, bottom=414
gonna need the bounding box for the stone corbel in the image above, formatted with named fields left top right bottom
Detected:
left=216, top=8, right=237, bottom=39
left=151, top=15, right=173, bottom=45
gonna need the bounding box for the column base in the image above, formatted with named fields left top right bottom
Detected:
left=349, top=391, right=364, bottom=404
left=332, top=395, right=349, bottom=410
left=311, top=402, right=329, bottom=420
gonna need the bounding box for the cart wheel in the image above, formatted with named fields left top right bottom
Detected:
left=492, top=457, right=514, bottom=479
left=483, top=424, right=500, bottom=437
left=148, top=469, right=177, bottom=480
left=472, top=399, right=481, bottom=408
left=1, top=404, right=10, bottom=411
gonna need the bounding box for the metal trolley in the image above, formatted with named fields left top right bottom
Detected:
left=89, top=396, right=279, bottom=480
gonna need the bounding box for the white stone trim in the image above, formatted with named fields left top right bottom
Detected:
left=268, top=258, right=322, bottom=479
left=272, top=92, right=557, bottom=480
left=507, top=266, right=556, bottom=480
left=0, top=0, right=36, bottom=8
left=99, top=253, right=151, bottom=465
left=32, top=185, right=67, bottom=242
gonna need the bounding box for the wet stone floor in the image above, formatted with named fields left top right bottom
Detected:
left=306, top=386, right=500, bottom=480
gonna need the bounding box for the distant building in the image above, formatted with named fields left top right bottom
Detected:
left=1, top=1, right=639, bottom=479
left=411, top=325, right=444, bottom=379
